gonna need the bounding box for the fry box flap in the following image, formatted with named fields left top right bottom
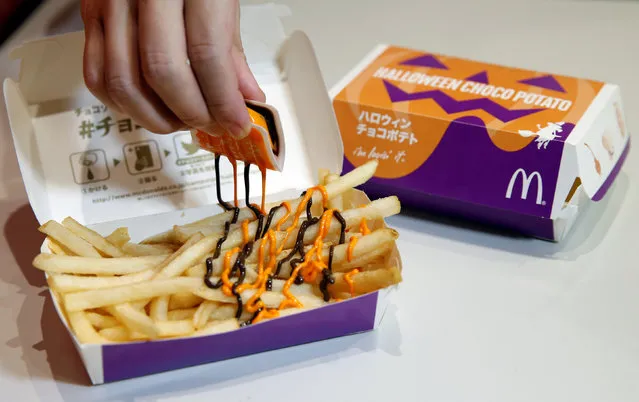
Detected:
left=566, top=84, right=631, bottom=201
left=4, top=4, right=343, bottom=226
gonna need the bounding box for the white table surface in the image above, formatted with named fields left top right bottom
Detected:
left=1, top=0, right=638, bottom=401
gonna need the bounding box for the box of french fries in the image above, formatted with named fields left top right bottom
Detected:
left=4, top=5, right=402, bottom=384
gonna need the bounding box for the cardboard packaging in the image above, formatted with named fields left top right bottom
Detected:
left=330, top=45, right=631, bottom=241
left=4, top=5, right=400, bottom=384
left=191, top=100, right=287, bottom=172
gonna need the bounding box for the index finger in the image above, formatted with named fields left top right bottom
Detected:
left=185, top=0, right=251, bottom=138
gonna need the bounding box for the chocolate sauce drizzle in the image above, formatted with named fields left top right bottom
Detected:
left=229, top=241, right=254, bottom=319
left=272, top=216, right=320, bottom=278
left=261, top=204, right=283, bottom=235
left=208, top=163, right=351, bottom=325
left=242, top=308, right=263, bottom=327
left=205, top=155, right=241, bottom=289
left=319, top=246, right=336, bottom=302
left=317, top=211, right=346, bottom=301
left=214, top=154, right=233, bottom=211
left=244, top=163, right=263, bottom=219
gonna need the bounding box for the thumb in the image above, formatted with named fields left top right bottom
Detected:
left=232, top=8, right=265, bottom=102
left=233, top=46, right=266, bottom=103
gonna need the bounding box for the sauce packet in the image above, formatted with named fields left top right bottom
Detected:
left=191, top=100, right=286, bottom=172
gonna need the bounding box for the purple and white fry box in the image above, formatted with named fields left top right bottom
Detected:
left=330, top=45, right=631, bottom=242
left=3, top=5, right=401, bottom=385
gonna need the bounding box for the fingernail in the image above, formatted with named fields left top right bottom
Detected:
left=231, top=122, right=252, bottom=138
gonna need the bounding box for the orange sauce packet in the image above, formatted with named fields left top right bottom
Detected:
left=191, top=101, right=286, bottom=172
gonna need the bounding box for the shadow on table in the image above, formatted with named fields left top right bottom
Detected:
left=0, top=203, right=403, bottom=401
left=390, top=172, right=630, bottom=261
left=0, top=203, right=90, bottom=391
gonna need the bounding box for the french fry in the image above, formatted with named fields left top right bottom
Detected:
left=141, top=233, right=206, bottom=322
left=38, top=221, right=101, bottom=257
left=144, top=233, right=203, bottom=277
left=167, top=307, right=197, bottom=321
left=154, top=234, right=217, bottom=279
left=64, top=277, right=203, bottom=312
left=107, top=304, right=159, bottom=338
left=85, top=311, right=119, bottom=329
left=122, top=242, right=178, bottom=256
left=168, top=292, right=203, bottom=310
left=268, top=306, right=315, bottom=319
left=320, top=160, right=378, bottom=204
left=68, top=311, right=111, bottom=344
left=328, top=266, right=402, bottom=297
left=155, top=320, right=195, bottom=337
left=33, top=254, right=169, bottom=275
left=167, top=213, right=257, bottom=247
left=193, top=301, right=216, bottom=329
left=47, top=238, right=70, bottom=255
left=321, top=229, right=398, bottom=274
left=141, top=214, right=226, bottom=244
left=99, top=326, right=130, bottom=342
left=184, top=263, right=258, bottom=283
left=106, top=227, right=130, bottom=247
left=189, top=318, right=240, bottom=338
left=173, top=222, right=226, bottom=244
left=166, top=302, right=236, bottom=322
left=139, top=229, right=177, bottom=245
left=62, top=217, right=125, bottom=257
left=318, top=168, right=330, bottom=186
left=149, top=295, right=170, bottom=321
left=193, top=281, right=321, bottom=308
left=325, top=173, right=343, bottom=211
left=130, top=300, right=150, bottom=310
left=167, top=209, right=256, bottom=244
left=209, top=304, right=236, bottom=321
left=49, top=268, right=157, bottom=292
left=101, top=320, right=196, bottom=341
left=343, top=253, right=389, bottom=272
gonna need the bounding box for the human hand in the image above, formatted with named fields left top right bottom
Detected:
left=81, top=0, right=265, bottom=137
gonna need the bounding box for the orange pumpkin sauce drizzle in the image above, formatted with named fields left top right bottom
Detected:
left=344, top=268, right=360, bottom=297
left=229, top=158, right=239, bottom=208
left=216, top=187, right=331, bottom=325
left=260, top=165, right=267, bottom=212
left=241, top=220, right=250, bottom=244
left=359, top=219, right=371, bottom=235
left=275, top=186, right=329, bottom=255
left=347, top=236, right=358, bottom=262
left=207, top=181, right=369, bottom=327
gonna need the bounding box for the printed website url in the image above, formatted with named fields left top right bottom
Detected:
left=91, top=178, right=216, bottom=204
